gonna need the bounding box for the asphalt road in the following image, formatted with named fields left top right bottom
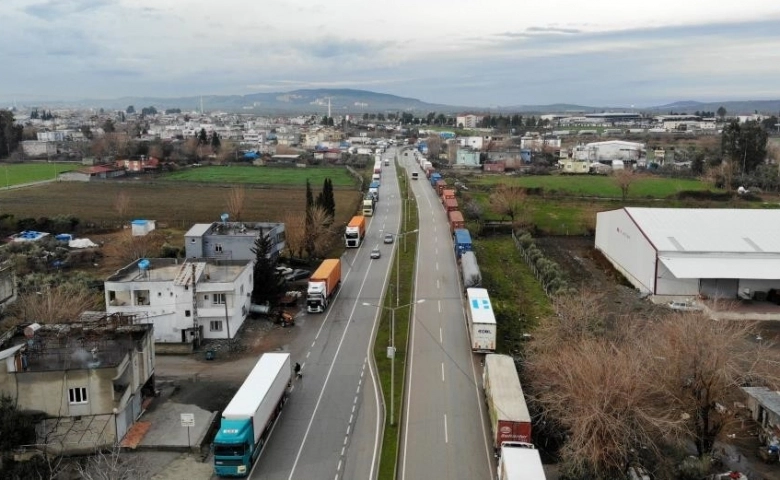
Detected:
left=398, top=150, right=494, bottom=480
left=251, top=150, right=401, bottom=480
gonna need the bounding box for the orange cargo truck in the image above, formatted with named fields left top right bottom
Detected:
left=306, top=259, right=342, bottom=313
left=344, top=215, right=366, bottom=248
left=448, top=210, right=465, bottom=233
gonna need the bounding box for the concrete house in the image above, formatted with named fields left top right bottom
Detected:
left=184, top=221, right=285, bottom=262
left=105, top=258, right=254, bottom=344
left=595, top=208, right=780, bottom=299
left=0, top=318, right=155, bottom=453
left=455, top=148, right=481, bottom=167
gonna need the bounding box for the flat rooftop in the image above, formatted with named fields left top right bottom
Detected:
left=0, top=320, right=152, bottom=372
left=106, top=258, right=249, bottom=284
left=185, top=221, right=283, bottom=238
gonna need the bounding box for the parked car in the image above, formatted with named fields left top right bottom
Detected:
left=370, top=247, right=381, bottom=259
left=668, top=300, right=703, bottom=312
left=285, top=269, right=311, bottom=282
left=384, top=233, right=394, bottom=244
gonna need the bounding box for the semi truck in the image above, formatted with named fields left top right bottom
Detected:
left=454, top=228, right=473, bottom=258
left=368, top=181, right=380, bottom=201
left=344, top=215, right=366, bottom=248
left=460, top=251, right=482, bottom=289
left=362, top=194, right=376, bottom=216
left=213, top=353, right=292, bottom=477
left=430, top=172, right=442, bottom=187
left=466, top=287, right=497, bottom=352
left=483, top=353, right=532, bottom=452
left=448, top=210, right=465, bottom=233
left=497, top=442, right=547, bottom=480
left=443, top=197, right=459, bottom=212
left=435, top=179, right=447, bottom=195
left=441, top=188, right=456, bottom=202
left=307, top=259, right=342, bottom=313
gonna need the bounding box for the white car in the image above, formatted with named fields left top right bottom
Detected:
left=370, top=247, right=381, bottom=259
left=668, top=300, right=703, bottom=312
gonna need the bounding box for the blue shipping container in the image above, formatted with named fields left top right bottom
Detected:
left=454, top=228, right=472, bottom=258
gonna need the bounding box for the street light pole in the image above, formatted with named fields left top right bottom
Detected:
left=363, top=299, right=425, bottom=427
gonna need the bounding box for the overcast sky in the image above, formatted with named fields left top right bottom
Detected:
left=2, top=0, right=780, bottom=108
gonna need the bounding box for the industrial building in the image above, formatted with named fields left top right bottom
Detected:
left=595, top=208, right=780, bottom=299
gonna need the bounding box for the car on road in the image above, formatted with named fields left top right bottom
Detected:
left=284, top=269, right=311, bottom=282
left=370, top=247, right=381, bottom=259
left=384, top=234, right=394, bottom=244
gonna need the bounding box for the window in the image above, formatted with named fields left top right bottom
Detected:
left=213, top=293, right=226, bottom=305
left=215, top=243, right=223, bottom=253
left=210, top=320, right=223, bottom=332
left=69, top=387, right=88, bottom=404
left=190, top=238, right=196, bottom=243
left=240, top=285, right=244, bottom=295
left=185, top=310, right=191, bottom=317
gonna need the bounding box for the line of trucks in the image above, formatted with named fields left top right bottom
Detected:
left=484, top=353, right=546, bottom=480
left=419, top=166, right=543, bottom=477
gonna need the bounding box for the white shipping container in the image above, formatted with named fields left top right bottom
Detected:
left=222, top=353, right=291, bottom=445
left=466, top=288, right=496, bottom=352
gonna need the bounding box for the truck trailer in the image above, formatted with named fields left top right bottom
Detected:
left=466, top=288, right=496, bottom=352
left=497, top=442, right=547, bottom=480
left=443, top=197, right=459, bottom=212
left=345, top=215, right=366, bottom=248
left=430, top=172, right=442, bottom=187
left=368, top=181, right=380, bottom=201
left=448, top=210, right=465, bottom=233
left=441, top=188, right=456, bottom=202
left=435, top=179, right=447, bottom=195
left=362, top=195, right=376, bottom=216
left=460, top=251, right=482, bottom=289
left=213, top=353, right=292, bottom=477
left=453, top=228, right=473, bottom=258
left=307, top=259, right=342, bottom=313
left=483, top=354, right=532, bottom=452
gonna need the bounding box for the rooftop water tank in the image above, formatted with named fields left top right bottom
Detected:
left=138, top=259, right=151, bottom=270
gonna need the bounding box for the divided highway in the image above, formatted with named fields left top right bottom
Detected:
left=251, top=150, right=401, bottom=480
left=398, top=150, right=494, bottom=480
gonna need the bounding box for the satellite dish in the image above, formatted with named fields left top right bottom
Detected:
left=220, top=213, right=229, bottom=222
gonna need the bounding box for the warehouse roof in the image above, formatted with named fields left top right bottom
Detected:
left=659, top=255, right=780, bottom=279
left=624, top=208, right=780, bottom=253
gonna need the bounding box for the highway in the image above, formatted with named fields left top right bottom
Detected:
left=251, top=150, right=400, bottom=480
left=398, top=149, right=494, bottom=480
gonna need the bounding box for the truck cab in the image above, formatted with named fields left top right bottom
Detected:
left=411, top=172, right=419, bottom=180
left=213, top=419, right=256, bottom=477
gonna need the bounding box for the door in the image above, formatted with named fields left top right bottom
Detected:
left=700, top=279, right=738, bottom=299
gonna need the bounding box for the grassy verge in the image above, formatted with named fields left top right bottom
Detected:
left=473, top=236, right=554, bottom=355
left=375, top=163, right=419, bottom=479
left=1, top=162, right=76, bottom=185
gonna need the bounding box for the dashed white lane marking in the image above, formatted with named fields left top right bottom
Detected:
left=444, top=414, right=449, bottom=443
left=441, top=363, right=445, bottom=382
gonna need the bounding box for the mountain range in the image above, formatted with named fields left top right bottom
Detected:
left=13, top=89, right=780, bottom=116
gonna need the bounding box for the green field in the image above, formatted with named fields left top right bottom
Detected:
left=466, top=174, right=719, bottom=198
left=1, top=162, right=77, bottom=187
left=162, top=165, right=357, bottom=187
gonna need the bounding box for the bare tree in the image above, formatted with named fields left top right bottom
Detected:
left=102, top=231, right=166, bottom=266
left=114, top=190, right=131, bottom=222
left=8, top=283, right=102, bottom=324
left=489, top=183, right=527, bottom=226
left=282, top=210, right=307, bottom=259
left=650, top=313, right=780, bottom=456
left=305, top=204, right=334, bottom=258
left=612, top=168, right=636, bottom=201
left=527, top=336, right=683, bottom=477
left=216, top=139, right=237, bottom=164
left=76, top=446, right=145, bottom=480
left=225, top=185, right=246, bottom=221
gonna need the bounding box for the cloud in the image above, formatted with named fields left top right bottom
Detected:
left=23, top=0, right=116, bottom=21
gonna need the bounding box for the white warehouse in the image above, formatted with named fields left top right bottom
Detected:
left=595, top=208, right=780, bottom=299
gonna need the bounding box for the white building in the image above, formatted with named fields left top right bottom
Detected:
left=458, top=136, right=485, bottom=150
left=595, top=208, right=780, bottom=299
left=573, top=140, right=644, bottom=162
left=456, top=114, right=482, bottom=129
left=105, top=258, right=254, bottom=343
left=520, top=134, right=562, bottom=152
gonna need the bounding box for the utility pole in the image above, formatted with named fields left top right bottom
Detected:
left=191, top=263, right=200, bottom=348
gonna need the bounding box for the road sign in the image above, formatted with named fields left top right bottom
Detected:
left=180, top=413, right=195, bottom=428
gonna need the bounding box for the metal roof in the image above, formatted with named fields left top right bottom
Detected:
left=742, top=386, right=780, bottom=415
left=659, top=255, right=780, bottom=279
left=625, top=208, right=780, bottom=253
left=184, top=223, right=212, bottom=238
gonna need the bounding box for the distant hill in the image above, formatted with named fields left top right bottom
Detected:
left=644, top=100, right=780, bottom=115
left=44, top=89, right=462, bottom=115
left=12, top=89, right=780, bottom=116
